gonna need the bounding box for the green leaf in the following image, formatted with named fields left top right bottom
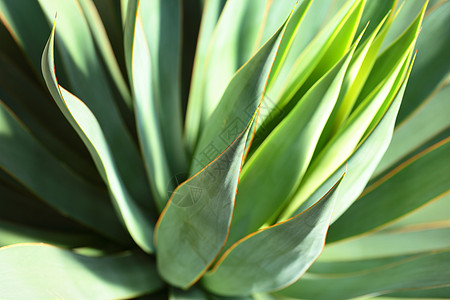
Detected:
left=327, top=137, right=450, bottom=242
left=0, top=54, right=100, bottom=183
left=374, top=79, right=450, bottom=176
left=277, top=250, right=450, bottom=300
left=0, top=220, right=101, bottom=248
left=139, top=0, right=187, bottom=175
left=357, top=2, right=426, bottom=103
left=77, top=0, right=132, bottom=109
left=0, top=172, right=92, bottom=233
left=265, top=0, right=334, bottom=101
left=225, top=45, right=355, bottom=247
left=155, top=119, right=253, bottom=289
left=383, top=285, right=450, bottom=298
left=184, top=0, right=227, bottom=153
left=0, top=0, right=50, bottom=75
left=42, top=23, right=155, bottom=253
left=195, top=0, right=268, bottom=123
left=381, top=192, right=450, bottom=231
left=252, top=0, right=365, bottom=150
left=0, top=244, right=163, bottom=299
left=191, top=17, right=288, bottom=175
left=320, top=227, right=450, bottom=261
left=396, top=0, right=450, bottom=123
left=0, top=101, right=128, bottom=243
left=37, top=0, right=152, bottom=206
left=170, top=286, right=208, bottom=300
left=123, top=1, right=172, bottom=211
left=287, top=58, right=412, bottom=223
left=201, top=175, right=344, bottom=296
left=280, top=29, right=417, bottom=220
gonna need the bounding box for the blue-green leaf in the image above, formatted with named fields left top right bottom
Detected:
left=42, top=23, right=155, bottom=253
left=0, top=244, right=163, bottom=299
left=155, top=118, right=253, bottom=289
left=202, top=175, right=344, bottom=296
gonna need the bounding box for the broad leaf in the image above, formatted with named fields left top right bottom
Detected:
left=320, top=228, right=450, bottom=261
left=374, top=78, right=450, bottom=176
left=396, top=0, right=450, bottom=123
left=42, top=23, right=155, bottom=253
left=277, top=250, right=450, bottom=299
left=201, top=175, right=344, bottom=296
left=191, top=17, right=288, bottom=174
left=226, top=45, right=355, bottom=247
left=327, top=137, right=450, bottom=242
left=0, top=244, right=163, bottom=299
left=155, top=119, right=253, bottom=288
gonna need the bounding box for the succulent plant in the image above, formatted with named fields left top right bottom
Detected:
left=0, top=0, right=449, bottom=299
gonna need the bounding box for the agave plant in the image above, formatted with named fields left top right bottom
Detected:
left=0, top=0, right=449, bottom=298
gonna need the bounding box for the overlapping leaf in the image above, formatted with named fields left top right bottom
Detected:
left=280, top=4, right=426, bottom=219
left=0, top=101, right=128, bottom=243
left=225, top=44, right=355, bottom=247
left=37, top=0, right=152, bottom=206
left=155, top=120, right=252, bottom=288
left=202, top=175, right=344, bottom=296
left=123, top=0, right=172, bottom=211
left=42, top=23, right=155, bottom=253
left=278, top=250, right=450, bottom=299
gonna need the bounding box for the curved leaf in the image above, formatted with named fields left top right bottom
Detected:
left=42, top=23, right=155, bottom=253
left=288, top=58, right=412, bottom=222
left=0, top=101, right=128, bottom=243
left=37, top=0, right=152, bottom=206
left=280, top=35, right=416, bottom=220
left=201, top=175, right=344, bottom=296
left=327, top=137, right=450, bottom=242
left=77, top=0, right=132, bottom=109
left=191, top=16, right=288, bottom=175
left=155, top=117, right=253, bottom=289
left=0, top=244, right=163, bottom=299
left=277, top=250, right=450, bottom=300
left=374, top=77, right=450, bottom=177
left=226, top=46, right=355, bottom=247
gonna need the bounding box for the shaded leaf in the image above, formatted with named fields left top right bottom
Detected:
left=37, top=0, right=152, bottom=205
left=0, top=101, right=128, bottom=243
left=42, top=23, right=155, bottom=253
left=139, top=0, right=187, bottom=175
left=123, top=1, right=172, bottom=211
left=0, top=244, right=163, bottom=299
left=184, top=0, right=227, bottom=152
